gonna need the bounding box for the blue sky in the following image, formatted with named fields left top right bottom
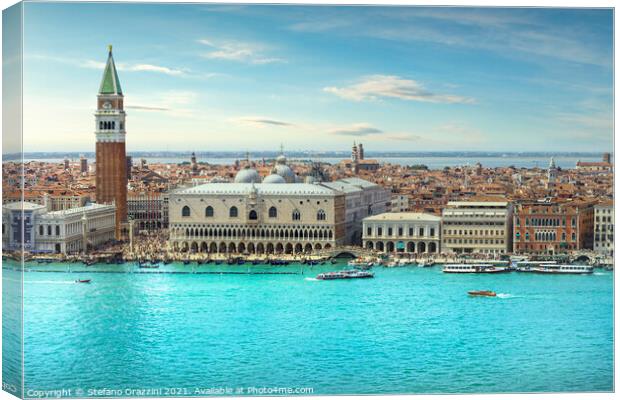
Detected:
left=18, top=3, right=613, bottom=152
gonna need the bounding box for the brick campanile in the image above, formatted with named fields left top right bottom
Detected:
left=95, top=45, right=127, bottom=240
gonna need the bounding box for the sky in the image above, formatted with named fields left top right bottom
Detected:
left=14, top=3, right=614, bottom=153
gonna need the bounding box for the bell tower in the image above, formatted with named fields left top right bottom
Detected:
left=95, top=45, right=127, bottom=239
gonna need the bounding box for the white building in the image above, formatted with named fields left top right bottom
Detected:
left=2, top=202, right=48, bottom=252
left=2, top=202, right=116, bottom=254
left=321, top=177, right=390, bottom=245
left=169, top=183, right=346, bottom=254
left=594, top=200, right=613, bottom=256
left=362, top=212, right=441, bottom=253
left=441, top=200, right=513, bottom=255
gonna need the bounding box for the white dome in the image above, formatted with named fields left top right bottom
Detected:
left=263, top=174, right=286, bottom=184
left=276, top=154, right=287, bottom=164
left=234, top=167, right=260, bottom=183
left=274, top=164, right=296, bottom=183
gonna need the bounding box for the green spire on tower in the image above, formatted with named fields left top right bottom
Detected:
left=98, top=45, right=123, bottom=95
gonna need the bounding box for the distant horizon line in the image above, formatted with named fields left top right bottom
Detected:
left=5, top=150, right=612, bottom=160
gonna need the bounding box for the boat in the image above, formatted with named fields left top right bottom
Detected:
left=330, top=259, right=338, bottom=264
left=443, top=264, right=512, bottom=273
left=419, top=260, right=435, bottom=268
left=385, top=261, right=398, bottom=268
left=139, top=264, right=159, bottom=269
left=514, top=260, right=558, bottom=272
left=183, top=259, right=191, bottom=265
left=307, top=260, right=319, bottom=266
left=316, top=269, right=374, bottom=280
left=468, top=290, right=496, bottom=297
left=214, top=260, right=223, bottom=265
left=252, top=260, right=261, bottom=265
left=75, top=279, right=91, bottom=284
left=531, top=264, right=593, bottom=275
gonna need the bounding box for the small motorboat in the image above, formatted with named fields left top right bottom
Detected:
left=468, top=290, right=496, bottom=297
left=75, top=279, right=91, bottom=284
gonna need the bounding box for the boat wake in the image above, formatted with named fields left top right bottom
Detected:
left=496, top=293, right=513, bottom=299
left=304, top=277, right=319, bottom=281
left=593, top=272, right=608, bottom=276
left=26, top=280, right=77, bottom=285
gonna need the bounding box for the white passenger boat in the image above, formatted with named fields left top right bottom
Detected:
left=514, top=260, right=559, bottom=272
left=443, top=264, right=512, bottom=273
left=531, top=264, right=593, bottom=275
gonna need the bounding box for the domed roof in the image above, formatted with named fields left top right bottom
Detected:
left=263, top=173, right=286, bottom=184
left=276, top=154, right=287, bottom=164
left=274, top=164, right=296, bottom=183
left=234, top=166, right=260, bottom=183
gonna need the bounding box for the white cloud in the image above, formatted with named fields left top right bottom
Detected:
left=328, top=123, right=383, bottom=136
left=198, top=38, right=286, bottom=64
left=324, top=75, right=475, bottom=104
left=29, top=54, right=208, bottom=78
left=232, top=116, right=294, bottom=127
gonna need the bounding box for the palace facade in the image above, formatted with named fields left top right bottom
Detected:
left=169, top=183, right=346, bottom=254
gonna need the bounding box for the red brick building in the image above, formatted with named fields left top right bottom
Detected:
left=513, top=199, right=595, bottom=254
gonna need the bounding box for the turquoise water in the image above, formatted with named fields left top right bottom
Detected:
left=3, top=261, right=614, bottom=396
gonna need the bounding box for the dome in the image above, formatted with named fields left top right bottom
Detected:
left=234, top=167, right=260, bottom=183
left=276, top=154, right=287, bottom=164
left=274, top=164, right=296, bottom=183
left=263, top=174, right=286, bottom=184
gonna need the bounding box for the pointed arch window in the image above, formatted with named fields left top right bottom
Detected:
left=205, top=206, right=214, bottom=217
left=229, top=206, right=238, bottom=218
left=317, top=209, right=326, bottom=221
left=292, top=209, right=301, bottom=221
left=182, top=206, right=190, bottom=217
left=268, top=206, right=277, bottom=218
left=249, top=210, right=258, bottom=220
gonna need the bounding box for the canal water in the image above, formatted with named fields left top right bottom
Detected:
left=3, top=261, right=613, bottom=396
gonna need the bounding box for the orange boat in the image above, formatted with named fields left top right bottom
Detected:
left=468, top=290, right=496, bottom=297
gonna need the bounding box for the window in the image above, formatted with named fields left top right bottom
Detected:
left=377, top=227, right=383, bottom=236
left=317, top=209, right=326, bottom=221
left=229, top=206, right=238, bottom=218
left=205, top=206, right=214, bottom=217
left=55, top=226, right=60, bottom=236
left=430, top=228, right=435, bottom=237
left=388, top=228, right=393, bottom=236
left=292, top=209, right=301, bottom=221
left=249, top=210, right=258, bottom=220
left=269, top=206, right=277, bottom=218
left=47, top=225, right=52, bottom=235
left=398, top=227, right=403, bottom=236
left=39, top=226, right=44, bottom=235
left=419, top=227, right=424, bottom=236
left=182, top=206, right=190, bottom=217
left=367, top=227, right=372, bottom=236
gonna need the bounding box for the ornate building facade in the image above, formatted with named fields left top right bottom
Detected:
left=169, top=183, right=346, bottom=254
left=95, top=46, right=127, bottom=239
